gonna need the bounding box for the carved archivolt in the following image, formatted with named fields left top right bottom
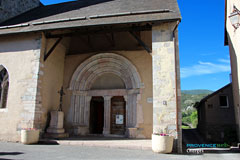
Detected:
left=68, top=53, right=142, bottom=128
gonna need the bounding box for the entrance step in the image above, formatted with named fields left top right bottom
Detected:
left=87, top=134, right=126, bottom=138
left=39, top=137, right=151, bottom=150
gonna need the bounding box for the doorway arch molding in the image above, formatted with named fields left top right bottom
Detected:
left=68, top=53, right=143, bottom=134
left=69, top=53, right=142, bottom=90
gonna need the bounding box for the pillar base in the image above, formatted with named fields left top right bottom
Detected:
left=46, top=111, right=68, bottom=137
left=47, top=128, right=65, bottom=134
left=74, top=126, right=89, bottom=135
left=44, top=133, right=69, bottom=139
left=103, top=128, right=110, bottom=135
left=127, top=128, right=137, bottom=138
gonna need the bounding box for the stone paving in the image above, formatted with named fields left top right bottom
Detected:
left=41, top=137, right=152, bottom=150
left=0, top=141, right=240, bottom=160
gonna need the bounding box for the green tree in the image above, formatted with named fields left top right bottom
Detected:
left=190, top=111, right=198, bottom=128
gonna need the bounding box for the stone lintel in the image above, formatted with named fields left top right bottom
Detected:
left=72, top=89, right=140, bottom=97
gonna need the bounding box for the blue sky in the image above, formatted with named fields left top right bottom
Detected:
left=41, top=0, right=230, bottom=91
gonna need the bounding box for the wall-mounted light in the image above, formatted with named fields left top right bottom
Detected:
left=229, top=5, right=240, bottom=30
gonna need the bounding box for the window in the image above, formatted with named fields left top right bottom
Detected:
left=208, top=104, right=213, bottom=109
left=219, top=95, right=229, bottom=108
left=0, top=66, right=9, bottom=109
left=0, top=0, right=2, bottom=6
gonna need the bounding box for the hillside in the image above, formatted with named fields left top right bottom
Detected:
left=181, top=93, right=212, bottom=110
left=181, top=89, right=213, bottom=128
left=181, top=89, right=213, bottom=95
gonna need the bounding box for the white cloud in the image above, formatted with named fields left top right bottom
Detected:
left=181, top=61, right=231, bottom=78
left=218, top=58, right=230, bottom=63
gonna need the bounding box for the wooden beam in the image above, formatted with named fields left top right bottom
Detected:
left=129, top=31, right=152, bottom=54
left=104, top=33, right=115, bottom=47
left=79, top=35, right=93, bottom=49
left=46, top=25, right=152, bottom=39
left=44, top=37, right=62, bottom=61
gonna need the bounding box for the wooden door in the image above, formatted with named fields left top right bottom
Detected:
left=111, top=96, right=126, bottom=135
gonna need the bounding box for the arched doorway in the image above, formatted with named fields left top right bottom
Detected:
left=68, top=53, right=142, bottom=137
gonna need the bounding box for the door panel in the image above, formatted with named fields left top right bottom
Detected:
left=111, top=96, right=126, bottom=135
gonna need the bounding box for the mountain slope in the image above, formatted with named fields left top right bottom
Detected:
left=181, top=89, right=213, bottom=95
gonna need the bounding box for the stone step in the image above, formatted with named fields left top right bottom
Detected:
left=39, top=138, right=152, bottom=151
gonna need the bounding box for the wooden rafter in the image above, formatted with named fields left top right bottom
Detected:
left=104, top=33, right=115, bottom=47
left=45, top=25, right=152, bottom=39
left=129, top=31, right=152, bottom=54
left=44, top=37, right=62, bottom=61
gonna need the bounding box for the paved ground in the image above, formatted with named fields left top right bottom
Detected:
left=0, top=142, right=240, bottom=160
left=41, top=137, right=152, bottom=150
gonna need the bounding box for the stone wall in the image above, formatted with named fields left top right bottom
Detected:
left=197, top=84, right=237, bottom=142
left=205, top=124, right=237, bottom=143
left=204, top=85, right=235, bottom=125
left=152, top=22, right=181, bottom=152
left=40, top=36, right=67, bottom=132
left=0, top=0, right=40, bottom=23
left=0, top=33, right=42, bottom=141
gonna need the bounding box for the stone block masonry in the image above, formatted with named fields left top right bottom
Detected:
left=152, top=22, right=181, bottom=152
left=19, top=37, right=44, bottom=130
left=0, top=33, right=45, bottom=141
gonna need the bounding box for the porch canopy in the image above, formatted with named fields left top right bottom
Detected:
left=0, top=0, right=181, bottom=36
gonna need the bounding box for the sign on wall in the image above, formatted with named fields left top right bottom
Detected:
left=116, top=115, right=124, bottom=124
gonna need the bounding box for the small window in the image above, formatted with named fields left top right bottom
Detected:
left=219, top=95, right=229, bottom=108
left=0, top=66, right=9, bottom=109
left=0, top=0, right=2, bottom=6
left=208, top=104, right=213, bottom=109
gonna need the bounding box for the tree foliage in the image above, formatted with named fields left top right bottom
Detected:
left=181, top=90, right=212, bottom=129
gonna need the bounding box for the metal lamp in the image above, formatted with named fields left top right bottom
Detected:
left=229, top=5, right=240, bottom=30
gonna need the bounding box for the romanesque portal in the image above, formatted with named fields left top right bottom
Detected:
left=67, top=53, right=143, bottom=136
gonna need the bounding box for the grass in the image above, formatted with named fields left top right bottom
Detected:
left=182, top=125, right=191, bottom=129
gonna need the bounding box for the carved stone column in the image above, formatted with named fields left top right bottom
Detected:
left=84, top=96, right=92, bottom=127
left=124, top=95, right=137, bottom=138
left=123, top=95, right=128, bottom=127
left=103, top=96, right=112, bottom=135
left=73, top=96, right=91, bottom=136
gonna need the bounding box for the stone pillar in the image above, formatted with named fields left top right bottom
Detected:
left=84, top=96, right=92, bottom=127
left=152, top=22, right=180, bottom=151
left=124, top=94, right=135, bottom=128
left=103, top=96, right=112, bottom=135
left=19, top=37, right=44, bottom=130
left=123, top=95, right=128, bottom=128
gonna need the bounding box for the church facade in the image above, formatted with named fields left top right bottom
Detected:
left=0, top=0, right=182, bottom=152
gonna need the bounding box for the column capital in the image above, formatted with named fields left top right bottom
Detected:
left=104, top=96, right=112, bottom=101
left=124, top=95, right=128, bottom=102
left=86, top=96, right=92, bottom=102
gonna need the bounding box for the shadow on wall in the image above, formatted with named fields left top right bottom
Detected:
left=0, top=34, right=41, bottom=53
